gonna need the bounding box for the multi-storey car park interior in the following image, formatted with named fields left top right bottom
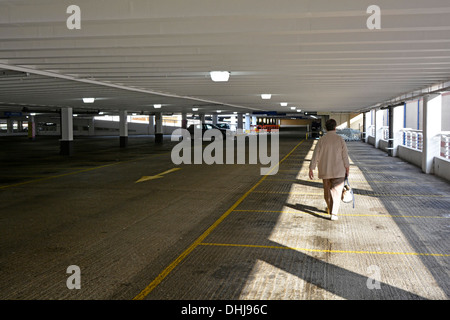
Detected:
left=0, top=0, right=449, bottom=308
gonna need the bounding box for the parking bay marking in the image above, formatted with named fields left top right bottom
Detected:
left=135, top=168, right=181, bottom=183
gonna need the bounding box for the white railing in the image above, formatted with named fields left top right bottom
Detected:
left=441, top=132, right=450, bottom=160
left=401, top=129, right=423, bottom=151
left=381, top=126, right=389, bottom=141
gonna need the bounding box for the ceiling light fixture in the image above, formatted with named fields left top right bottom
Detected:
left=192, top=107, right=198, bottom=111
left=210, top=71, right=230, bottom=82
left=83, top=98, right=95, bottom=103
left=281, top=102, right=288, bottom=107
left=154, top=104, right=162, bottom=109
left=290, top=107, right=296, bottom=110
left=261, top=94, right=272, bottom=100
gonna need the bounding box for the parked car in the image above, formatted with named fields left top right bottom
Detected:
left=216, top=123, right=231, bottom=130
left=187, top=123, right=228, bottom=140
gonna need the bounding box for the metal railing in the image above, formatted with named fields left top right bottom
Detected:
left=381, top=126, right=389, bottom=141
left=441, top=132, right=450, bottom=160
left=401, top=129, right=423, bottom=151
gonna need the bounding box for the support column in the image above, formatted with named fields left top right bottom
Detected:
left=88, top=118, right=95, bottom=136
left=148, top=115, right=155, bottom=135
left=60, top=108, right=74, bottom=155
left=374, top=108, right=383, bottom=149
left=6, top=118, right=13, bottom=134
left=245, top=114, right=251, bottom=132
left=199, top=113, right=205, bottom=124
left=237, top=113, right=244, bottom=130
left=181, top=112, right=187, bottom=129
left=155, top=112, right=163, bottom=144
left=119, top=110, right=128, bottom=148
left=422, top=94, right=442, bottom=174
left=212, top=114, right=218, bottom=126
left=362, top=112, right=366, bottom=142
left=28, top=115, right=36, bottom=140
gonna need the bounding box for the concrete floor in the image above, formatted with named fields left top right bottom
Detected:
left=0, top=132, right=449, bottom=300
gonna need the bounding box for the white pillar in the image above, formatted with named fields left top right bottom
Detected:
left=245, top=114, right=251, bottom=132
left=148, top=115, right=155, bottom=134
left=374, top=108, right=383, bottom=149
left=119, top=110, right=128, bottom=147
left=60, top=107, right=74, bottom=155
left=422, top=94, right=442, bottom=174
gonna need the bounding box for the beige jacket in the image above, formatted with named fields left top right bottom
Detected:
left=309, top=131, right=350, bottom=179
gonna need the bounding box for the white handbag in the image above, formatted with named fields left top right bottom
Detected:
left=342, top=177, right=355, bottom=207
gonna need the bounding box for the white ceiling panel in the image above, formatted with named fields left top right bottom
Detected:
left=0, top=0, right=449, bottom=115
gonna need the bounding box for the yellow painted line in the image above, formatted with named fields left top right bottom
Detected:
left=0, top=152, right=170, bottom=190
left=133, top=139, right=306, bottom=300
left=265, top=178, right=414, bottom=184
left=0, top=162, right=123, bottom=190
left=135, top=168, right=181, bottom=183
left=199, top=242, right=450, bottom=257
left=251, top=190, right=448, bottom=197
left=233, top=209, right=449, bottom=219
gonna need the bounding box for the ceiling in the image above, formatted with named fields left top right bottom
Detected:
left=1, top=0, right=450, bottom=116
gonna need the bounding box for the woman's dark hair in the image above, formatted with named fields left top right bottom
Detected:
left=325, top=119, right=337, bottom=131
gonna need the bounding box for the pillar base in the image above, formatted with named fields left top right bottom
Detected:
left=155, top=133, right=163, bottom=144
left=60, top=140, right=74, bottom=156
left=120, top=136, right=128, bottom=148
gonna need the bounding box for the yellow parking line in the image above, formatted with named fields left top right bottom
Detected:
left=251, top=190, right=448, bottom=197
left=199, top=242, right=450, bottom=257
left=132, top=139, right=306, bottom=300
left=233, top=209, right=449, bottom=219
left=0, top=153, right=170, bottom=190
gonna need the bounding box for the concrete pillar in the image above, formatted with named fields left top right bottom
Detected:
left=422, top=94, right=442, bottom=174
left=181, top=112, right=187, bottom=129
left=199, top=113, right=205, bottom=124
left=28, top=115, right=36, bottom=140
left=245, top=114, right=251, bottom=132
left=119, top=110, right=128, bottom=148
left=374, top=108, right=383, bottom=149
left=362, top=112, right=366, bottom=142
left=387, top=105, right=404, bottom=157
left=148, top=115, right=155, bottom=134
left=237, top=113, right=244, bottom=130
left=88, top=118, right=95, bottom=136
left=155, top=112, right=163, bottom=144
left=17, top=120, right=23, bottom=132
left=212, top=114, right=218, bottom=125
left=6, top=118, right=13, bottom=134
left=60, top=108, right=74, bottom=155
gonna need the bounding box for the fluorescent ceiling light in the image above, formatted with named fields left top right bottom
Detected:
left=192, top=107, right=198, bottom=111
left=217, top=110, right=221, bottom=113
left=83, top=98, right=95, bottom=103
left=261, top=94, right=272, bottom=100
left=210, top=71, right=230, bottom=82
left=297, top=109, right=302, bottom=112
left=290, top=107, right=296, bottom=110
left=154, top=104, right=162, bottom=109
left=280, top=102, right=288, bottom=107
